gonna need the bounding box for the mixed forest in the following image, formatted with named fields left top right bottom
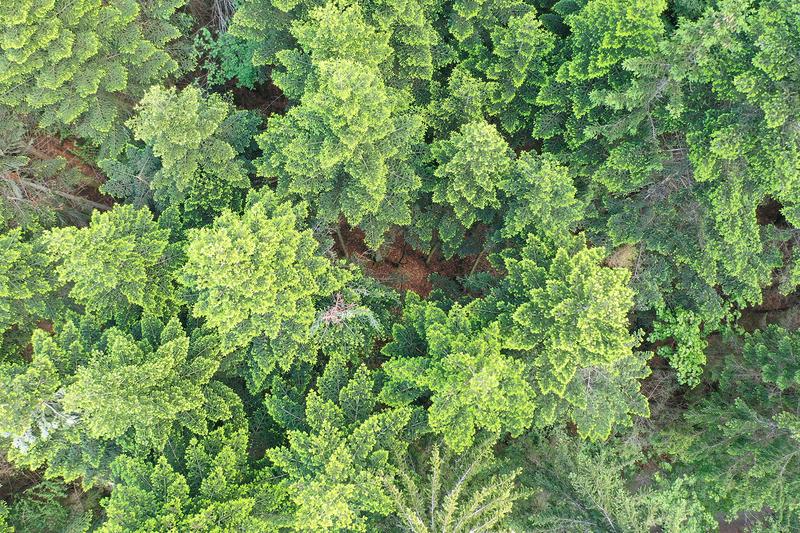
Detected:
left=1, top=0, right=799, bottom=530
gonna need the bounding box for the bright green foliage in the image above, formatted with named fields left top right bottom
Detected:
left=127, top=85, right=257, bottom=211
left=46, top=205, right=176, bottom=319
left=501, top=152, right=583, bottom=243
left=256, top=1, right=426, bottom=248
left=0, top=229, right=52, bottom=337
left=100, top=424, right=289, bottom=532
left=429, top=120, right=514, bottom=257
left=651, top=308, right=707, bottom=387
left=181, top=190, right=349, bottom=389
left=386, top=438, right=524, bottom=532
left=0, top=315, right=228, bottom=485
left=268, top=361, right=412, bottom=531
left=382, top=295, right=534, bottom=452
left=496, top=237, right=650, bottom=440
left=0, top=0, right=186, bottom=154
left=230, top=0, right=437, bottom=82
left=0, top=502, right=9, bottom=533
left=59, top=317, right=220, bottom=447
left=561, top=0, right=666, bottom=81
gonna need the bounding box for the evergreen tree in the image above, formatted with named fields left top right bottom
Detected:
left=385, top=437, right=525, bottom=532
left=46, top=204, right=177, bottom=320
left=0, top=315, right=231, bottom=485
left=428, top=120, right=514, bottom=257
left=268, top=360, right=413, bottom=531
left=255, top=1, right=426, bottom=248
left=672, top=325, right=800, bottom=528
left=0, top=0, right=188, bottom=154
left=126, top=85, right=259, bottom=217
left=382, top=297, right=534, bottom=452
left=492, top=236, right=650, bottom=441
left=180, top=190, right=350, bottom=391
left=100, top=422, right=290, bottom=532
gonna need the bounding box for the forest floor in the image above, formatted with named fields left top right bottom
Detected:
left=334, top=224, right=493, bottom=297
left=28, top=135, right=114, bottom=210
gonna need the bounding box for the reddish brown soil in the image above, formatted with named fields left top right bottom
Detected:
left=28, top=136, right=114, bottom=208
left=231, top=82, right=288, bottom=116
left=336, top=224, right=492, bottom=297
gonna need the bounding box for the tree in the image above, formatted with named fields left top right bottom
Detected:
left=268, top=361, right=414, bottom=531
left=492, top=236, right=650, bottom=441
left=500, top=152, right=584, bottom=244
left=385, top=437, right=525, bottom=532
left=428, top=120, right=514, bottom=257
left=0, top=228, right=52, bottom=339
left=230, top=0, right=437, bottom=82
left=481, top=10, right=556, bottom=134
left=670, top=325, right=800, bottom=528
left=126, top=85, right=259, bottom=217
left=99, top=423, right=290, bottom=532
left=505, top=428, right=715, bottom=532
left=180, top=190, right=350, bottom=391
left=46, top=204, right=177, bottom=320
left=0, top=0, right=188, bottom=154
left=382, top=295, right=535, bottom=452
left=0, top=314, right=231, bottom=486
left=255, top=2, right=426, bottom=248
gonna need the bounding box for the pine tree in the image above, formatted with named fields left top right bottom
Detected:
left=500, top=152, right=583, bottom=243
left=0, top=228, right=53, bottom=339
left=0, top=0, right=188, bottom=154
left=385, top=437, right=524, bottom=532
left=99, top=423, right=290, bottom=532
left=0, top=314, right=231, bottom=485
left=672, top=325, right=800, bottom=528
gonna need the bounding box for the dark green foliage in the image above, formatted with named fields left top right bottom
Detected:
left=195, top=28, right=266, bottom=89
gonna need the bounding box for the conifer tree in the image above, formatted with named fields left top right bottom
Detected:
left=0, top=315, right=231, bottom=485
left=180, top=190, right=350, bottom=390
left=428, top=120, right=514, bottom=257
left=673, top=325, right=800, bottom=527
left=382, top=296, right=535, bottom=452
left=99, top=423, right=290, bottom=532
left=0, top=229, right=52, bottom=339
left=268, top=361, right=413, bottom=531
left=0, top=0, right=187, bottom=154
left=385, top=438, right=524, bottom=532
left=126, top=85, right=259, bottom=216
left=493, top=236, right=650, bottom=440
left=255, top=2, right=426, bottom=248
left=46, top=204, right=177, bottom=320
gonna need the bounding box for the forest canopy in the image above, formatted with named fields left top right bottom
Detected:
left=1, top=0, right=799, bottom=531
